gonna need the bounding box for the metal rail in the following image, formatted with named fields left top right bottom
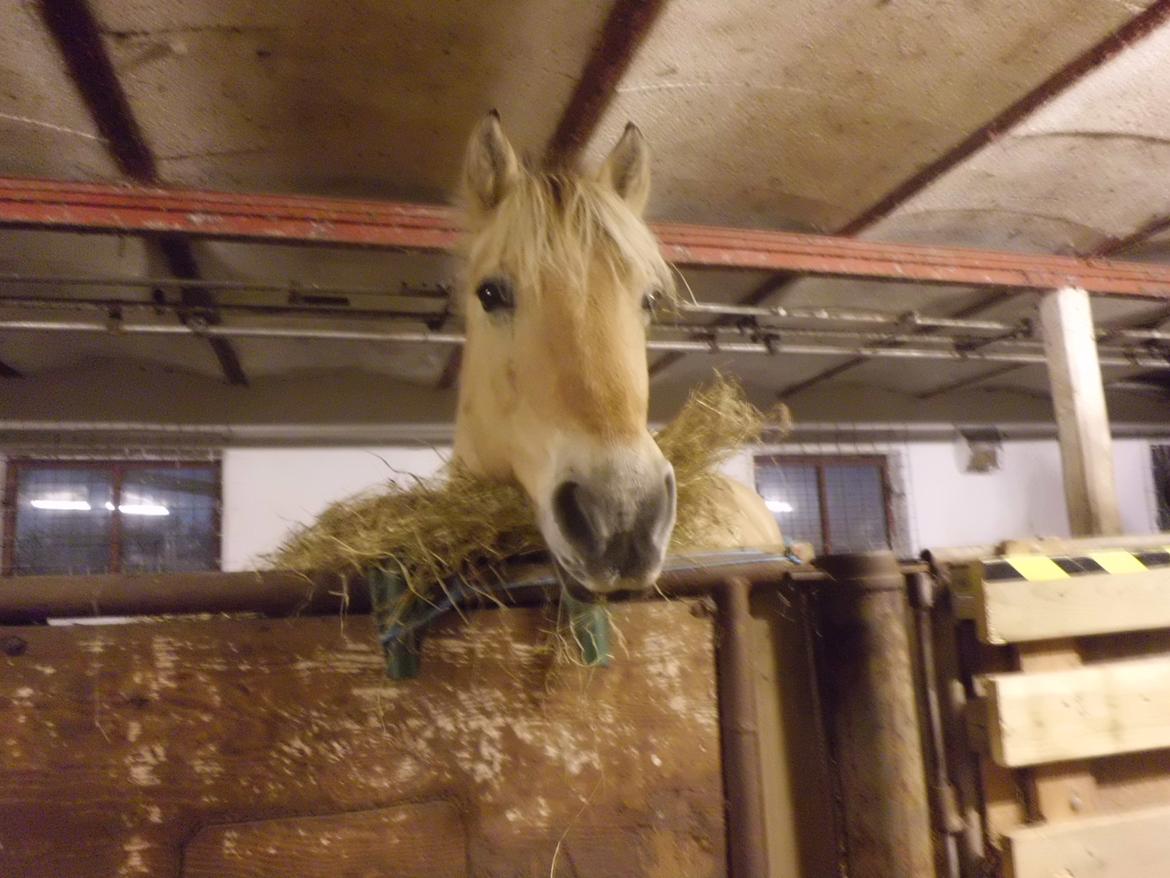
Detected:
left=0, top=273, right=449, bottom=299
left=1, top=317, right=1166, bottom=369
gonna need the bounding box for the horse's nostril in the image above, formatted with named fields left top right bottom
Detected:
left=553, top=481, right=600, bottom=555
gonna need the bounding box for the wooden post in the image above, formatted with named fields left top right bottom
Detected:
left=1026, top=286, right=1120, bottom=825
left=1038, top=286, right=1122, bottom=537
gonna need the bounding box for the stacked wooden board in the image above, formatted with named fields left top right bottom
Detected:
left=948, top=537, right=1170, bottom=878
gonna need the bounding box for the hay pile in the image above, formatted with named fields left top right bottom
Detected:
left=268, top=376, right=789, bottom=597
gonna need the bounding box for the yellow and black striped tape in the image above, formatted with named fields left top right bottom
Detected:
left=983, top=549, right=1170, bottom=582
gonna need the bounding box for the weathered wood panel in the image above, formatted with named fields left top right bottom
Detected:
left=0, top=602, right=724, bottom=877
left=985, top=657, right=1170, bottom=767
left=970, top=568, right=1170, bottom=645
left=1008, top=803, right=1170, bottom=878
left=182, top=802, right=466, bottom=877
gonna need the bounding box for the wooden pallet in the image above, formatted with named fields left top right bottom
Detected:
left=949, top=539, right=1170, bottom=878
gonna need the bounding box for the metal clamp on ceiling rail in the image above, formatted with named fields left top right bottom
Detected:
left=734, top=315, right=757, bottom=334
left=1148, top=341, right=1170, bottom=363
left=105, top=306, right=123, bottom=334
left=186, top=314, right=212, bottom=336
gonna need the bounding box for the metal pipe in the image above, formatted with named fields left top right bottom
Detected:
left=810, top=551, right=935, bottom=877
left=0, top=273, right=449, bottom=299
left=2, top=296, right=1002, bottom=339
left=0, top=295, right=449, bottom=323
left=715, top=576, right=770, bottom=878
left=3, top=317, right=1168, bottom=368
left=909, top=572, right=963, bottom=878
left=0, top=558, right=834, bottom=624
left=0, top=570, right=357, bottom=624
left=5, top=284, right=1015, bottom=333
left=677, top=300, right=1018, bottom=333
left=652, top=321, right=1034, bottom=348
left=1116, top=327, right=1170, bottom=342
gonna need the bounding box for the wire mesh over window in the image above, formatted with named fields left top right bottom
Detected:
left=121, top=467, right=220, bottom=574
left=8, top=467, right=115, bottom=575
left=3, top=460, right=220, bottom=576
left=754, top=462, right=824, bottom=554
left=754, top=456, right=892, bottom=555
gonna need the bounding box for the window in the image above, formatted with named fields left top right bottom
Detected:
left=1155, top=445, right=1170, bottom=531
left=754, top=455, right=893, bottom=555
left=3, top=460, right=221, bottom=576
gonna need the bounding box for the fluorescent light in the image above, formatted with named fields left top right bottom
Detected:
left=764, top=499, right=794, bottom=514
left=118, top=504, right=170, bottom=516
left=104, top=500, right=171, bottom=515
left=30, top=499, right=92, bottom=512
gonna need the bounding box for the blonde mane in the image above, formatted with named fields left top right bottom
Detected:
left=462, top=168, right=676, bottom=302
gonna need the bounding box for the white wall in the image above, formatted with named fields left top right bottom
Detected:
left=905, top=439, right=1157, bottom=550
left=221, top=446, right=448, bottom=571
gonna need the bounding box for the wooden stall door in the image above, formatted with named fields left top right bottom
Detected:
left=1, top=601, right=725, bottom=877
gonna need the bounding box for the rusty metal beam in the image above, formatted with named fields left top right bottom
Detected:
left=156, top=236, right=248, bottom=386
left=9, top=178, right=1170, bottom=300
left=36, top=0, right=246, bottom=386
left=544, top=0, right=670, bottom=165
left=652, top=0, right=1170, bottom=380
left=840, top=1, right=1170, bottom=235
left=915, top=363, right=1027, bottom=401
left=36, top=0, right=155, bottom=182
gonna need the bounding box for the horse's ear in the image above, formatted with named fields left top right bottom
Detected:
left=598, top=122, right=651, bottom=215
left=462, top=110, right=519, bottom=220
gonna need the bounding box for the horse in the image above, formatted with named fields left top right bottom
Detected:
left=453, top=111, right=782, bottom=597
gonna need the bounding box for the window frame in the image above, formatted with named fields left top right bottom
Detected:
left=1154, top=444, right=1170, bottom=532
left=754, top=453, right=895, bottom=555
left=2, top=458, right=223, bottom=576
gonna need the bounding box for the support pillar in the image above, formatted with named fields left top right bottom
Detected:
left=1038, top=286, right=1121, bottom=536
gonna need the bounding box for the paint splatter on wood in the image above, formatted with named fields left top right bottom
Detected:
left=0, top=601, right=723, bottom=876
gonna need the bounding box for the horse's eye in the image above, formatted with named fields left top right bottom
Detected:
left=476, top=278, right=514, bottom=314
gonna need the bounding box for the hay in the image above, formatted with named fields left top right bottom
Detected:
left=267, top=375, right=789, bottom=602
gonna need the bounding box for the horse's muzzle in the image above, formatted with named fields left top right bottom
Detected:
left=548, top=462, right=676, bottom=593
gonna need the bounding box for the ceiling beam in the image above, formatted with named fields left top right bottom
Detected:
left=654, top=0, right=1170, bottom=381
left=839, top=1, right=1170, bottom=236
left=0, top=357, right=23, bottom=379
left=35, top=0, right=155, bottom=181
left=544, top=0, right=670, bottom=166
left=8, top=177, right=1170, bottom=299
left=36, top=0, right=247, bottom=387
left=155, top=236, right=249, bottom=387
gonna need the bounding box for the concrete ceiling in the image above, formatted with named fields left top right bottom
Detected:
left=1, top=0, right=1169, bottom=433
